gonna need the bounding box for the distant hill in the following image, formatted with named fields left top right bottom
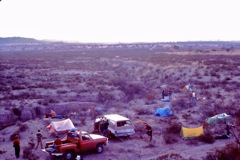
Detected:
left=0, top=37, right=41, bottom=44
left=0, top=37, right=240, bottom=53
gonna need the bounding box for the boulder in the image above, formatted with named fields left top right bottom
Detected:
left=0, top=110, right=17, bottom=130
left=21, top=109, right=33, bottom=122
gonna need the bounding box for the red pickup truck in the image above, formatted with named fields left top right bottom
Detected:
left=45, top=130, right=108, bottom=160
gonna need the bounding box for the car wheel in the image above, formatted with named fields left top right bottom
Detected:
left=96, top=144, right=103, bottom=153
left=63, top=151, right=75, bottom=160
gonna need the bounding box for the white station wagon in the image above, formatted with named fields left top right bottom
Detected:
left=94, top=114, right=135, bottom=137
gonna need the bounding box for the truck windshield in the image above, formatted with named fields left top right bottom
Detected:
left=82, top=134, right=91, bottom=140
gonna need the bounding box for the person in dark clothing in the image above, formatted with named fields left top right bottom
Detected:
left=36, top=130, right=43, bottom=149
left=145, top=124, right=152, bottom=141
left=13, top=135, right=20, bottom=158
left=102, top=120, right=109, bottom=137
left=162, top=90, right=165, bottom=99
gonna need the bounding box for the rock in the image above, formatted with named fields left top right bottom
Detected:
left=21, top=109, right=32, bottom=122
left=0, top=110, right=17, bottom=130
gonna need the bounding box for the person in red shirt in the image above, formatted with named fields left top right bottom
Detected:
left=144, top=123, right=152, bottom=141
left=13, top=135, right=20, bottom=158
left=54, top=135, right=62, bottom=151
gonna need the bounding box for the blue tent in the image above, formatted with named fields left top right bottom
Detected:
left=154, top=106, right=173, bottom=117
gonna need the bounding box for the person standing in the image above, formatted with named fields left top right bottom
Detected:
left=145, top=123, right=152, bottom=141
left=168, top=91, right=172, bottom=101
left=102, top=120, right=109, bottom=137
left=162, top=90, right=165, bottom=99
left=13, top=135, right=20, bottom=158
left=191, top=91, right=196, bottom=105
left=36, top=130, right=43, bottom=149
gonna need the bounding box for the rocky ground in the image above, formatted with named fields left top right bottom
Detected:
left=0, top=46, right=240, bottom=160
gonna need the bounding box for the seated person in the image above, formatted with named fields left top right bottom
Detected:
left=53, top=135, right=62, bottom=151
left=50, top=110, right=56, bottom=117
left=50, top=110, right=64, bottom=119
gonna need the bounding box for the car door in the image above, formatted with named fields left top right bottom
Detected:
left=80, top=133, right=94, bottom=151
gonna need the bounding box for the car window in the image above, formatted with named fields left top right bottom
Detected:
left=68, top=132, right=79, bottom=139
left=125, top=120, right=132, bottom=125
left=82, top=134, right=91, bottom=140
left=117, top=120, right=132, bottom=127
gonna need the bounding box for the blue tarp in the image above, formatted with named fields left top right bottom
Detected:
left=154, top=106, right=173, bottom=117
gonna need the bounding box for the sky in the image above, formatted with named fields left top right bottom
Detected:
left=0, top=0, right=240, bottom=43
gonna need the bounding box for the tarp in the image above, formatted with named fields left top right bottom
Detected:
left=154, top=106, right=173, bottom=117
left=181, top=126, right=204, bottom=138
left=47, top=118, right=75, bottom=133
left=183, top=84, right=192, bottom=92
left=206, top=113, right=231, bottom=125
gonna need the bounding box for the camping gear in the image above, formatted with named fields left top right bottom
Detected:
left=183, top=84, right=192, bottom=92
left=215, top=134, right=230, bottom=139
left=47, top=118, right=75, bottom=133
left=154, top=106, right=173, bottom=117
left=206, top=113, right=231, bottom=125
left=180, top=126, right=204, bottom=138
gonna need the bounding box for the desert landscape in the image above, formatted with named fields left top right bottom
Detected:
left=0, top=38, right=240, bottom=160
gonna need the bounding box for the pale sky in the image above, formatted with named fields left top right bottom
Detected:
left=0, top=0, right=239, bottom=43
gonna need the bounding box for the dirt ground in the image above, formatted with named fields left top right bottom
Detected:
left=0, top=44, right=240, bottom=160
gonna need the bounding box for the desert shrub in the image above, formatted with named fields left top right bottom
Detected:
left=121, top=83, right=144, bottom=101
left=182, top=113, right=191, bottom=119
left=198, top=131, right=215, bottom=144
left=98, top=91, right=115, bottom=103
left=90, top=110, right=102, bottom=120
left=166, top=121, right=182, bottom=134
left=202, top=103, right=222, bottom=118
left=0, top=150, right=6, bottom=154
left=205, top=142, right=240, bottom=160
left=23, top=147, right=39, bottom=160
left=37, top=98, right=59, bottom=106
left=80, top=117, right=86, bottom=125
left=56, top=89, right=68, bottom=94
left=135, top=107, right=152, bottom=115
left=216, top=92, right=222, bottom=99
left=12, top=107, right=22, bottom=116
left=12, top=85, right=26, bottom=90
left=81, top=106, right=89, bottom=112
left=171, top=98, right=189, bottom=111
left=156, top=153, right=184, bottom=160
left=162, top=133, right=178, bottom=144
left=18, top=123, right=29, bottom=132
left=144, top=93, right=156, bottom=101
